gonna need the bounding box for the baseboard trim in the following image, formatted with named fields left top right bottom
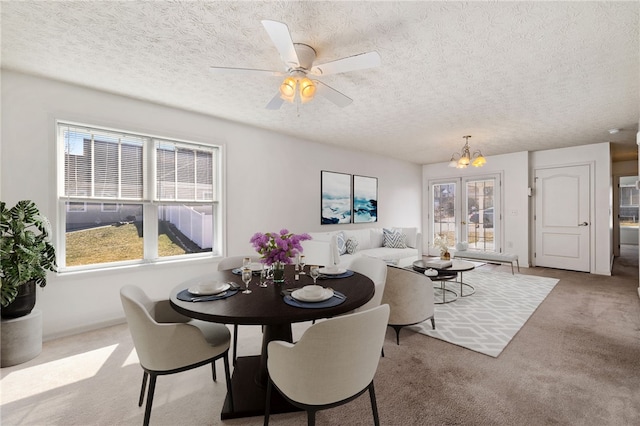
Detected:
left=44, top=318, right=126, bottom=342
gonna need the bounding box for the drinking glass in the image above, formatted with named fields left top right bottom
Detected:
left=241, top=267, right=252, bottom=294
left=242, top=257, right=251, bottom=269
left=299, top=255, right=306, bottom=275
left=310, top=265, right=320, bottom=284
left=259, top=265, right=268, bottom=287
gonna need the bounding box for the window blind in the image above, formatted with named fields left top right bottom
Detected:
left=62, top=124, right=144, bottom=200
left=155, top=139, right=216, bottom=202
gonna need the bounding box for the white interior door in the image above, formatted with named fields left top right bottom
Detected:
left=534, top=164, right=591, bottom=272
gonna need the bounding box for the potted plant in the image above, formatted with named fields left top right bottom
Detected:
left=1, top=200, right=57, bottom=318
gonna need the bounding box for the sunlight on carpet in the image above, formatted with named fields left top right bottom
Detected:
left=409, top=270, right=559, bottom=357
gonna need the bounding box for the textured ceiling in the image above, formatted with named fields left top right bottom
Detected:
left=2, top=1, right=638, bottom=164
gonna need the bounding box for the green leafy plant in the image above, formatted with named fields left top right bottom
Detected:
left=1, top=200, right=57, bottom=307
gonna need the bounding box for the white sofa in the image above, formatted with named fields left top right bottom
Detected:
left=301, top=227, right=422, bottom=269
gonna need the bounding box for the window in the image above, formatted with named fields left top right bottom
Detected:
left=57, top=122, right=220, bottom=270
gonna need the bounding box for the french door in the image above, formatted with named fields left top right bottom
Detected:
left=429, top=174, right=501, bottom=253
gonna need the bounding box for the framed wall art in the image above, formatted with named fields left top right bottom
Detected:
left=353, top=175, right=378, bottom=223
left=321, top=171, right=352, bottom=224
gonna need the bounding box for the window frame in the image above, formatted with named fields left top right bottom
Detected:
left=427, top=172, right=502, bottom=254
left=56, top=120, right=222, bottom=272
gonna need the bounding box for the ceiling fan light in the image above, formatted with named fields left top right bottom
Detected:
left=279, top=77, right=297, bottom=100
left=299, top=78, right=316, bottom=102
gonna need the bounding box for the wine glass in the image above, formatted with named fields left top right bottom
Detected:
left=299, top=255, right=306, bottom=275
left=258, top=264, right=268, bottom=287
left=242, top=257, right=251, bottom=269
left=241, top=267, right=252, bottom=294
left=310, top=265, right=320, bottom=284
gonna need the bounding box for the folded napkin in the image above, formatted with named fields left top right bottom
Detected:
left=177, top=287, right=239, bottom=302
left=318, top=270, right=354, bottom=280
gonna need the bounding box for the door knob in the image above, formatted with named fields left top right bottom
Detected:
left=578, top=222, right=589, bottom=226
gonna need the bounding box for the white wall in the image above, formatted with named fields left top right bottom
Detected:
left=424, top=144, right=613, bottom=276
left=422, top=151, right=530, bottom=266
left=1, top=71, right=422, bottom=339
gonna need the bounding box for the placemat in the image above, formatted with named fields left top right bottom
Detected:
left=318, top=270, right=354, bottom=279
left=282, top=291, right=346, bottom=309
left=177, top=288, right=239, bottom=302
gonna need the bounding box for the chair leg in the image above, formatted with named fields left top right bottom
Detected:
left=431, top=317, right=436, bottom=330
left=211, top=360, right=217, bottom=382
left=224, top=353, right=234, bottom=413
left=307, top=410, right=316, bottom=426
left=143, top=373, right=157, bottom=426
left=391, top=325, right=403, bottom=345
left=264, top=377, right=272, bottom=426
left=381, top=347, right=384, bottom=358
left=233, top=324, right=238, bottom=366
left=138, top=371, right=148, bottom=407
left=368, top=382, right=380, bottom=426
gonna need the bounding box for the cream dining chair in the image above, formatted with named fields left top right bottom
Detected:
left=265, top=304, right=390, bottom=426
left=120, top=285, right=233, bottom=426
left=217, top=255, right=261, bottom=364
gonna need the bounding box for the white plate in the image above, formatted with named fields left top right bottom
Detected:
left=247, top=262, right=264, bottom=272
left=188, top=282, right=230, bottom=295
left=291, top=288, right=334, bottom=302
left=318, top=267, right=347, bottom=275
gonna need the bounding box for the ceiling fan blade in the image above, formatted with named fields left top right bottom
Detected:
left=310, top=51, right=381, bottom=76
left=261, top=20, right=300, bottom=69
left=314, top=80, right=353, bottom=108
left=266, top=92, right=285, bottom=110
left=210, top=66, right=283, bottom=77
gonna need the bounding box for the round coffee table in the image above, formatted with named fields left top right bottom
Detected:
left=413, top=259, right=476, bottom=301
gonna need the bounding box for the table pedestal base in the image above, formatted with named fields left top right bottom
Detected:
left=221, top=356, right=301, bottom=420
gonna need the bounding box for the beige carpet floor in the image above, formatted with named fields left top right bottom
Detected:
left=2, top=249, right=640, bottom=425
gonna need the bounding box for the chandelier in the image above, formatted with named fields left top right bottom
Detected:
left=448, top=135, right=486, bottom=168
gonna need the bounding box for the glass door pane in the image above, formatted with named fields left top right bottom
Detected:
left=464, top=178, right=496, bottom=251
left=431, top=181, right=457, bottom=250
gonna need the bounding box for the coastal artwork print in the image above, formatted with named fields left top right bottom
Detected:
left=353, top=175, right=378, bottom=223
left=321, top=171, right=352, bottom=224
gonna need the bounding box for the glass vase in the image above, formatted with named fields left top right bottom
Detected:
left=272, top=261, right=285, bottom=283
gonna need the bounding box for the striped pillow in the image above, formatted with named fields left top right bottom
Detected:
left=383, top=228, right=407, bottom=249
left=346, top=238, right=359, bottom=254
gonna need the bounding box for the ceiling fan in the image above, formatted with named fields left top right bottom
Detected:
left=210, top=20, right=381, bottom=110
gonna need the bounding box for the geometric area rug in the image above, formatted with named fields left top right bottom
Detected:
left=408, top=270, right=559, bottom=357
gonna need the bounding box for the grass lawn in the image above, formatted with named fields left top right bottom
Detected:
left=66, top=224, right=185, bottom=266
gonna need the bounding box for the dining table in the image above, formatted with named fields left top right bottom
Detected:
left=169, top=264, right=375, bottom=420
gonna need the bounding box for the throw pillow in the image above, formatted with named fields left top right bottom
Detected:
left=336, top=231, right=347, bottom=255
left=346, top=238, right=359, bottom=254
left=383, top=228, right=407, bottom=249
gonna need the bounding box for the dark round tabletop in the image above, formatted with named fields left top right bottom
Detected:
left=170, top=265, right=375, bottom=326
